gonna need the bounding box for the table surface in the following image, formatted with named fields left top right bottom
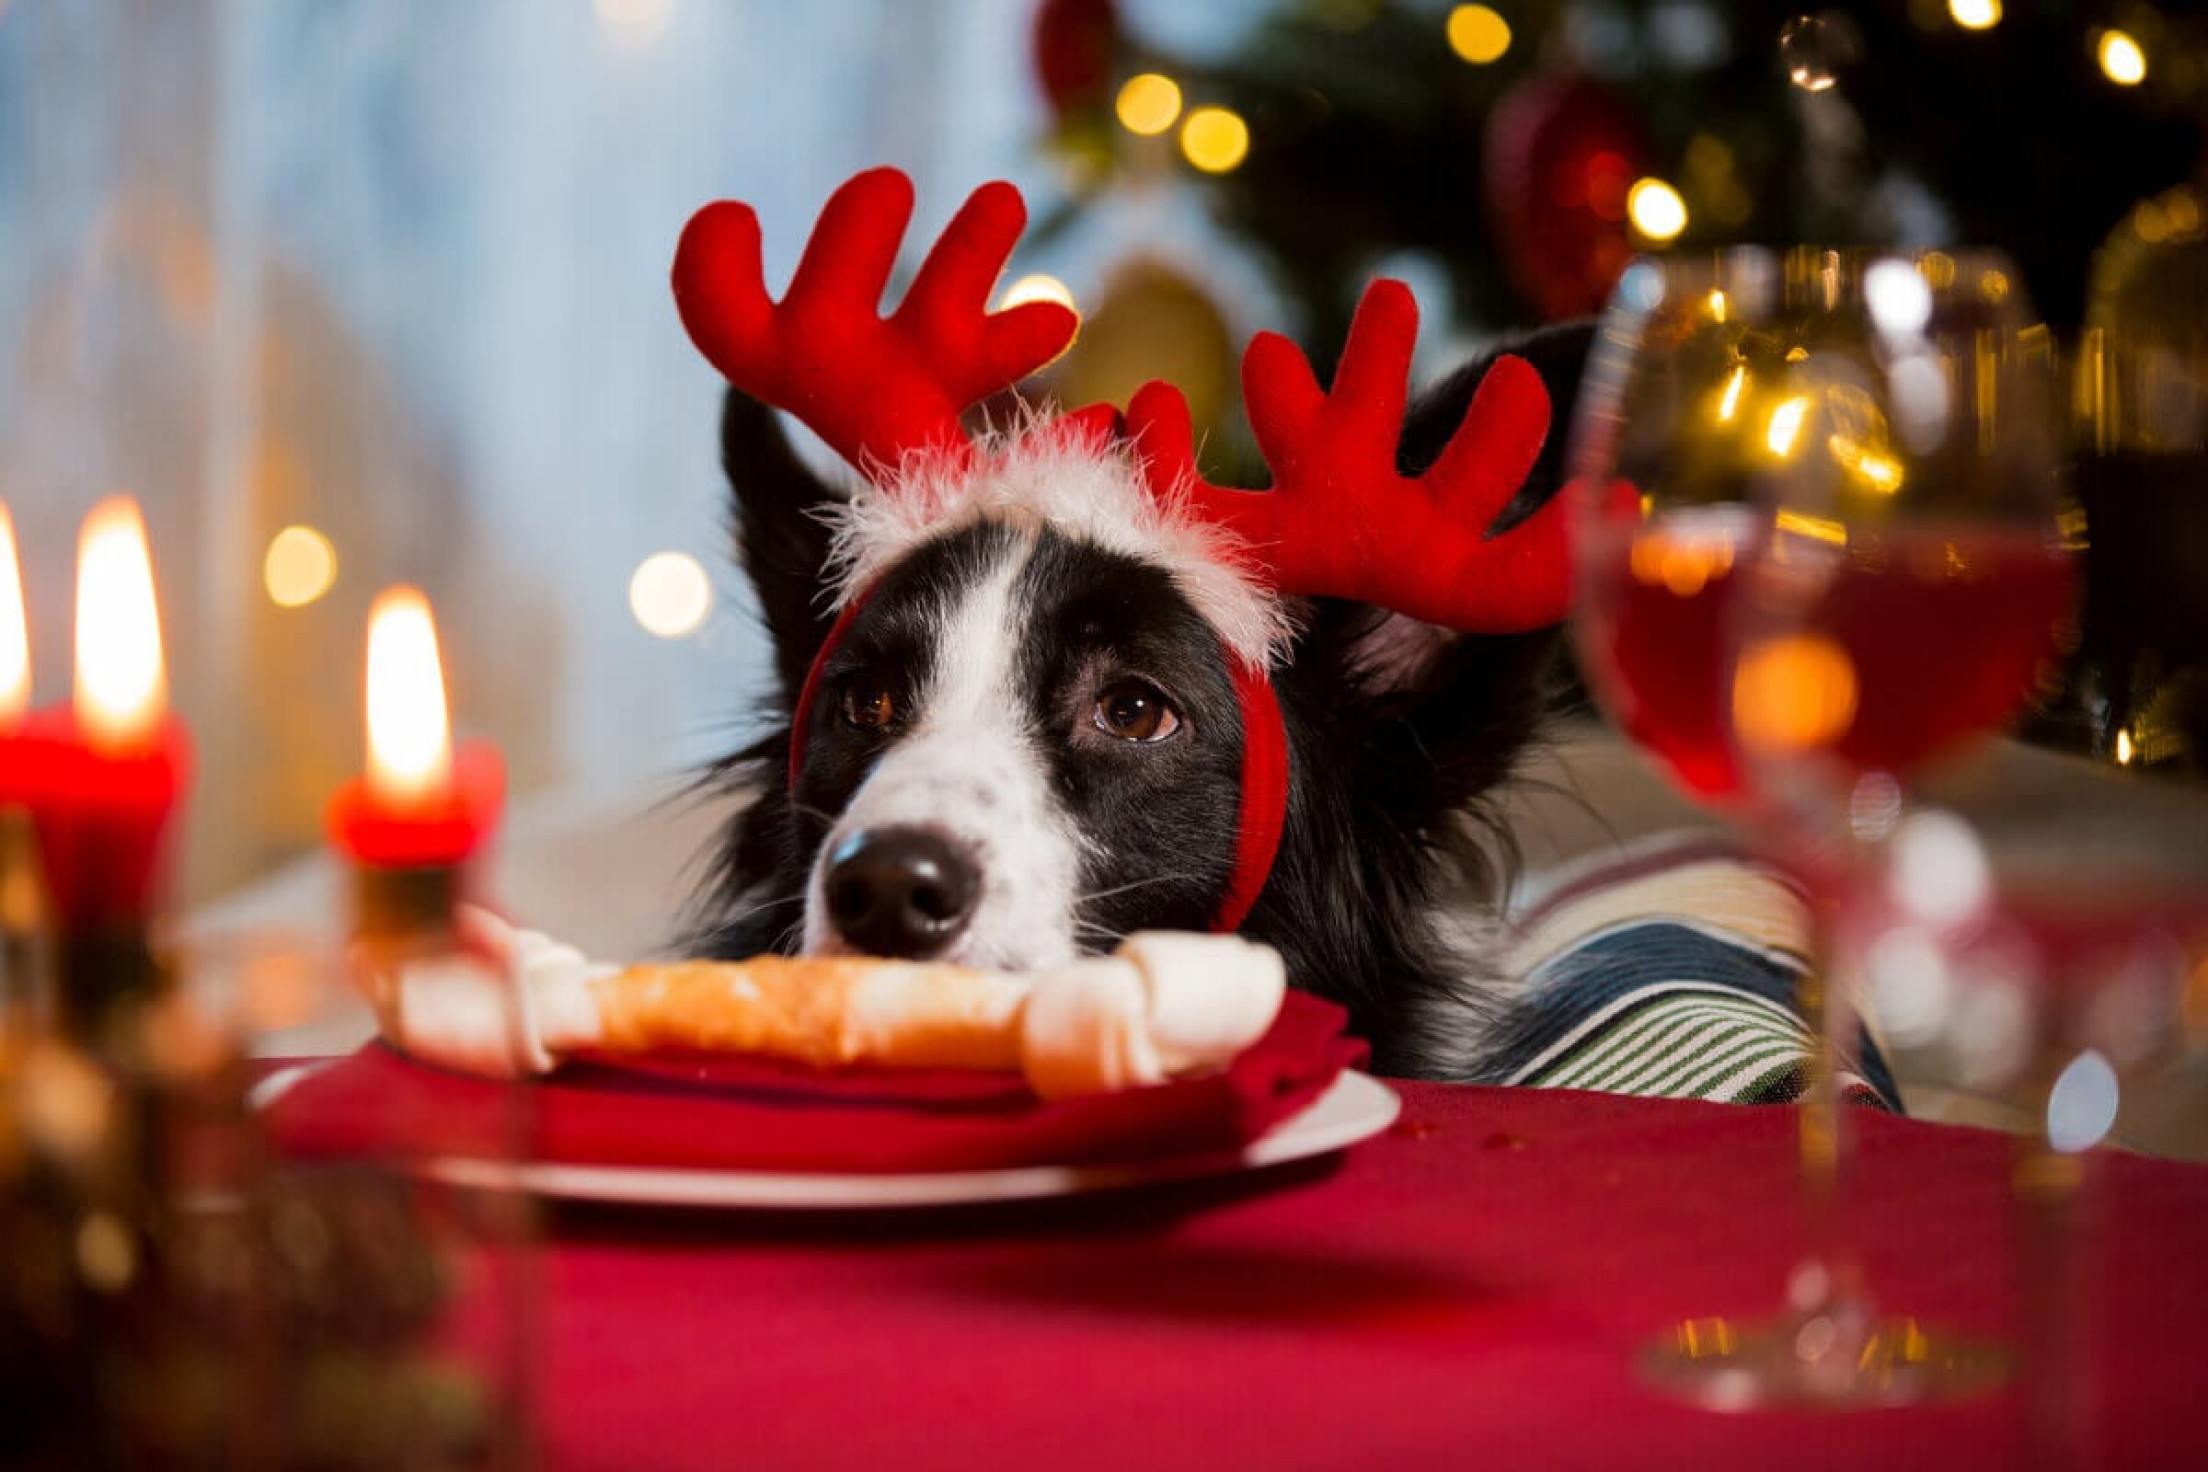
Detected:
left=538, top=1080, right=2208, bottom=1472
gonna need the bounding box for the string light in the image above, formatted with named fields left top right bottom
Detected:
left=630, top=551, right=713, bottom=639
left=1114, top=73, right=1182, bottom=136
left=1179, top=106, right=1250, bottom=174
left=1626, top=178, right=1688, bottom=243
left=2098, top=30, right=2147, bottom=87
left=263, top=524, right=338, bottom=609
left=1947, top=0, right=2001, bottom=31
left=1445, top=5, right=1512, bottom=65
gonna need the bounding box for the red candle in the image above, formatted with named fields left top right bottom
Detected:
left=0, top=497, right=192, bottom=932
left=325, top=586, right=504, bottom=873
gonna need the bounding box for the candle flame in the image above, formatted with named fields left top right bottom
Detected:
left=0, top=501, right=26, bottom=727
left=73, top=496, right=167, bottom=751
left=364, top=585, right=453, bottom=806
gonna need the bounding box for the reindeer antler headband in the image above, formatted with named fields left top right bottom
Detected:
left=674, top=168, right=1572, bottom=933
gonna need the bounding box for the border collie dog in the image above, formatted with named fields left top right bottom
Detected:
left=672, top=169, right=1591, bottom=1080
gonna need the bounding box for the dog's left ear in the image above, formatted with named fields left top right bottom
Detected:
left=721, top=389, right=847, bottom=712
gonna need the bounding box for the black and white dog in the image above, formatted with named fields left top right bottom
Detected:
left=680, top=310, right=1593, bottom=1080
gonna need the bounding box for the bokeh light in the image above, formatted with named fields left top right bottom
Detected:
left=1179, top=106, right=1251, bottom=174
left=1731, top=635, right=1859, bottom=754
left=1889, top=809, right=1991, bottom=928
left=1626, top=178, right=1688, bottom=243
left=999, top=273, right=1077, bottom=313
left=2098, top=30, right=2146, bottom=87
left=1947, top=0, right=2001, bottom=31
left=263, top=524, right=338, bottom=609
left=629, top=551, right=713, bottom=639
left=1114, top=73, right=1182, bottom=136
left=1445, top=5, right=1512, bottom=65
left=2046, top=1049, right=2120, bottom=1153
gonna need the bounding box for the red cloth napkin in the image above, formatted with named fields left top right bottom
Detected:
left=264, top=989, right=1365, bottom=1174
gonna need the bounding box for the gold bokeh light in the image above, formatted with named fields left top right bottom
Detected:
left=1733, top=634, right=1860, bottom=754
left=1446, top=5, right=1512, bottom=65
left=1179, top=106, right=1251, bottom=174
left=1948, top=0, right=2001, bottom=31
left=263, top=524, right=338, bottom=609
left=1115, top=73, right=1182, bottom=136
left=1626, top=178, right=1688, bottom=243
left=2099, top=30, right=2146, bottom=87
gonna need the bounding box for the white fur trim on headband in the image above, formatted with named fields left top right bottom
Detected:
left=817, top=417, right=1295, bottom=668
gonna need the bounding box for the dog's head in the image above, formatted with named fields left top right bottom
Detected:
left=677, top=170, right=1591, bottom=1067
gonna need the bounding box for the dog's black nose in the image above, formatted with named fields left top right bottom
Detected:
left=823, top=826, right=981, bottom=959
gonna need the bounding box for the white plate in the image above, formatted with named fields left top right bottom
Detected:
left=415, top=1070, right=1399, bottom=1210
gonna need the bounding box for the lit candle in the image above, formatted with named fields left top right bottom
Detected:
left=73, top=498, right=167, bottom=754
left=6, top=496, right=192, bottom=952
left=327, top=586, right=503, bottom=933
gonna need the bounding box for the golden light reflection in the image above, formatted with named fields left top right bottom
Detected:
left=1626, top=178, right=1688, bottom=243
left=1775, top=508, right=1849, bottom=546
left=1948, top=0, right=2001, bottom=30
left=0, top=502, right=26, bottom=728
left=1919, top=251, right=1958, bottom=290
left=1445, top=4, right=1512, bottom=65
left=364, top=586, right=453, bottom=809
left=2099, top=30, right=2146, bottom=86
left=73, top=497, right=166, bottom=753
left=1733, top=634, right=1859, bottom=754
left=1715, top=363, right=1748, bottom=423
left=1706, top=288, right=1728, bottom=322
left=1115, top=73, right=1182, bottom=136
left=1628, top=529, right=1736, bottom=598
left=2114, top=727, right=2135, bottom=765
left=1978, top=268, right=2010, bottom=303
left=1829, top=435, right=1906, bottom=494
left=263, top=524, right=338, bottom=609
left=1764, top=395, right=1812, bottom=458
left=1179, top=106, right=1251, bottom=174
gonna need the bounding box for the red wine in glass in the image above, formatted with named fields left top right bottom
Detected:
left=1578, top=512, right=2074, bottom=801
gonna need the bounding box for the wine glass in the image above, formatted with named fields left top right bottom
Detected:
left=1568, top=247, right=2073, bottom=1405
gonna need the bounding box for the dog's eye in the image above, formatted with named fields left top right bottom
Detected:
left=1091, top=678, right=1181, bottom=743
left=841, top=680, right=897, bottom=732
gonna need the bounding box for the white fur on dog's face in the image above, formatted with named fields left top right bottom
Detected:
left=801, top=533, right=1086, bottom=970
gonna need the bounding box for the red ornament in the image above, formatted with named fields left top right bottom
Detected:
left=1030, top=0, right=1118, bottom=120
left=1483, top=72, right=1650, bottom=321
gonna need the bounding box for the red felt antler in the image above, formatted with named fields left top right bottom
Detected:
left=672, top=167, right=1078, bottom=478
left=1125, top=279, right=1572, bottom=633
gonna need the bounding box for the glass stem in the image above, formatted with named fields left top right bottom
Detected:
left=1795, top=884, right=1872, bottom=1361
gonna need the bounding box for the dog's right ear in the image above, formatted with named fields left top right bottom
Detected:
left=721, top=390, right=845, bottom=711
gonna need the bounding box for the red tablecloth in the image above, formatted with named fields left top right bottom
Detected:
left=537, top=1081, right=2208, bottom=1471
